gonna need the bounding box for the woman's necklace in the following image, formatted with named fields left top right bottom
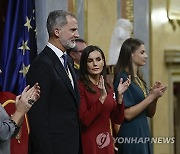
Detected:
left=135, top=76, right=147, bottom=97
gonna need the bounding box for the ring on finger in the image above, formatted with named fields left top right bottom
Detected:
left=28, top=98, right=35, bottom=105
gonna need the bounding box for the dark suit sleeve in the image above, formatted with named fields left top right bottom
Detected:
left=27, top=61, right=53, bottom=154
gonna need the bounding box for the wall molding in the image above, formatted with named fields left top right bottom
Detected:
left=164, top=46, right=180, bottom=64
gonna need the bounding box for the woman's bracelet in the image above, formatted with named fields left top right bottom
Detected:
left=10, top=119, right=20, bottom=130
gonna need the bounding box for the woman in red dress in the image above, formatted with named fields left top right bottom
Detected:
left=78, top=45, right=131, bottom=154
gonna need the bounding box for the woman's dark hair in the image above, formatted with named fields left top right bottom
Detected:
left=79, top=45, right=110, bottom=93
left=114, top=38, right=146, bottom=84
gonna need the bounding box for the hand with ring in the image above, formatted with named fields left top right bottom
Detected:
left=28, top=98, right=35, bottom=105
left=10, top=83, right=40, bottom=128
left=16, top=83, right=40, bottom=114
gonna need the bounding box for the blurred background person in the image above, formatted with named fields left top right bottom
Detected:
left=67, top=38, right=87, bottom=79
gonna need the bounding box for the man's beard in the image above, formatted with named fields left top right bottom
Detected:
left=66, top=40, right=76, bottom=49
left=60, top=38, right=76, bottom=50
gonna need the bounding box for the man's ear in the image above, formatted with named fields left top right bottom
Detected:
left=54, top=28, right=61, bottom=37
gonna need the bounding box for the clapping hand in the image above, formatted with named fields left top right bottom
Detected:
left=98, top=75, right=107, bottom=104
left=117, top=75, right=131, bottom=95
left=149, top=81, right=167, bottom=100
left=16, top=83, right=40, bottom=114
left=117, top=75, right=131, bottom=104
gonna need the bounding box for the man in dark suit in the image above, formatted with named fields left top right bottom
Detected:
left=26, top=10, right=81, bottom=154
left=67, top=38, right=87, bottom=80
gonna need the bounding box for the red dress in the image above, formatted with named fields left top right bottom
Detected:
left=78, top=81, right=124, bottom=154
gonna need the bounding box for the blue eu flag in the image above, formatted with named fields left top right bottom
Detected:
left=0, top=0, right=37, bottom=95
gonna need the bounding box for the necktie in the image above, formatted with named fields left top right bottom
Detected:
left=62, top=54, right=68, bottom=72
left=62, top=54, right=74, bottom=88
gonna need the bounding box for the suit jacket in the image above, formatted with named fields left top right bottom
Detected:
left=26, top=46, right=81, bottom=154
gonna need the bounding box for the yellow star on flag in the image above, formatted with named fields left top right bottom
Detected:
left=19, top=64, right=30, bottom=77
left=18, top=40, right=30, bottom=55
left=24, top=16, right=32, bottom=32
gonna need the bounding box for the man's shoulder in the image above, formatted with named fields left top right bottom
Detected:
left=32, top=46, right=53, bottom=64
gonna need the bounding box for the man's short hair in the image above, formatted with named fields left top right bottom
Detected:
left=47, top=10, right=76, bottom=37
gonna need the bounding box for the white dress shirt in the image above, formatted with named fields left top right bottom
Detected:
left=47, top=42, right=74, bottom=88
